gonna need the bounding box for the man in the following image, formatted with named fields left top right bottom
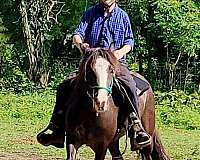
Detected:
left=37, top=0, right=150, bottom=150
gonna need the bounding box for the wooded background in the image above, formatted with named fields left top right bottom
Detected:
left=0, top=0, right=199, bottom=93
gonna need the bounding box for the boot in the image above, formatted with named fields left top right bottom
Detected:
left=129, top=112, right=151, bottom=150
left=37, top=122, right=65, bottom=148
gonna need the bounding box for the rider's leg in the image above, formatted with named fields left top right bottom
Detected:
left=116, top=64, right=150, bottom=148
left=37, top=78, right=76, bottom=148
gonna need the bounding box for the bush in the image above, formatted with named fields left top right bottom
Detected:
left=1, top=89, right=199, bottom=130
left=155, top=90, right=200, bottom=130
left=0, top=90, right=55, bottom=124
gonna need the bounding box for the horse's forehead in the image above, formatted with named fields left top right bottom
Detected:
left=94, top=57, right=110, bottom=69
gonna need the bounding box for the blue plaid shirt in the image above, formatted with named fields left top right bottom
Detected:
left=74, top=3, right=134, bottom=63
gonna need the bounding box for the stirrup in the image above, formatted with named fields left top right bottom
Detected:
left=130, top=132, right=151, bottom=151
left=136, top=133, right=151, bottom=146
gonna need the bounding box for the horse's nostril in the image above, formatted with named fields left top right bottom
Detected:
left=100, top=101, right=105, bottom=108
left=95, top=98, right=100, bottom=106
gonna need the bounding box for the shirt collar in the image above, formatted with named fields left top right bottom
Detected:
left=97, top=3, right=118, bottom=15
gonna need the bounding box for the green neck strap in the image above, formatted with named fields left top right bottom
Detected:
left=93, top=86, right=112, bottom=94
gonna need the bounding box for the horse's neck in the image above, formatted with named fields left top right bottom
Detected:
left=75, top=80, right=87, bottom=91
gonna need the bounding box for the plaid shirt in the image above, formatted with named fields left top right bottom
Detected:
left=74, top=3, right=134, bottom=63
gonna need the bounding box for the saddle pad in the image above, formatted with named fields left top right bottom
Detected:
left=131, top=73, right=150, bottom=96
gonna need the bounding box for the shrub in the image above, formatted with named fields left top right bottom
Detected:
left=155, top=90, right=200, bottom=130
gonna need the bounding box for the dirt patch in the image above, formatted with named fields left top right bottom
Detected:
left=10, top=136, right=37, bottom=145
left=0, top=153, right=62, bottom=160
left=0, top=152, right=138, bottom=160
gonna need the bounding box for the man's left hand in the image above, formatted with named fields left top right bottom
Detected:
left=113, top=50, right=123, bottom=60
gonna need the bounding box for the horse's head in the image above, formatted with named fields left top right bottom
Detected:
left=78, top=48, right=119, bottom=113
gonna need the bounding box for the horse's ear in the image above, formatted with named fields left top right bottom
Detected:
left=82, top=48, right=92, bottom=59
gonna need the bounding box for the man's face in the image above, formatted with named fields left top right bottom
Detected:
left=101, top=0, right=115, bottom=6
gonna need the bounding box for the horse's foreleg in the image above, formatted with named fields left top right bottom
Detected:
left=66, top=144, right=76, bottom=160
left=66, top=143, right=80, bottom=160
left=140, top=145, right=153, bottom=160
left=94, top=145, right=108, bottom=160
left=109, top=140, right=124, bottom=160
left=141, top=153, right=152, bottom=160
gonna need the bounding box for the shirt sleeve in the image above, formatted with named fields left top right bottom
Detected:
left=73, top=9, right=90, bottom=40
left=123, top=15, right=134, bottom=48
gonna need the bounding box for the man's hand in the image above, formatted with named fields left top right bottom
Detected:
left=80, top=43, right=90, bottom=51
left=113, top=50, right=123, bottom=60
left=73, top=35, right=90, bottom=54
left=113, top=44, right=132, bottom=60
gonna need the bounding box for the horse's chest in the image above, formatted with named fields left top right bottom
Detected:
left=67, top=110, right=118, bottom=141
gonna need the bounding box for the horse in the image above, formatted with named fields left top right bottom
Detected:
left=63, top=48, right=169, bottom=160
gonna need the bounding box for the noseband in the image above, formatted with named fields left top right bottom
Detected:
left=87, top=78, right=114, bottom=116
left=91, top=78, right=113, bottom=94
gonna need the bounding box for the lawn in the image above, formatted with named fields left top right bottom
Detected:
left=0, top=91, right=199, bottom=159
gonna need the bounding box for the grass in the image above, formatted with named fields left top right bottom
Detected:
left=0, top=90, right=200, bottom=159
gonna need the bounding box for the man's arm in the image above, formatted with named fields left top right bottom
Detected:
left=73, top=34, right=90, bottom=52
left=113, top=13, right=134, bottom=60
left=113, top=44, right=132, bottom=60
left=73, top=8, right=91, bottom=52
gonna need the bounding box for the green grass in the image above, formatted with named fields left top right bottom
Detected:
left=0, top=90, right=200, bottom=159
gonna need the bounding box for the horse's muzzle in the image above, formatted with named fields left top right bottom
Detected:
left=94, top=94, right=109, bottom=113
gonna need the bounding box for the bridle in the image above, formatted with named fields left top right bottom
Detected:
left=85, top=59, right=115, bottom=114
left=80, top=48, right=118, bottom=115
left=86, top=72, right=114, bottom=100
left=91, top=77, right=113, bottom=94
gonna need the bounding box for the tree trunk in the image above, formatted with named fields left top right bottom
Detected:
left=19, top=0, right=39, bottom=81
left=19, top=0, right=49, bottom=86
left=184, top=57, right=190, bottom=92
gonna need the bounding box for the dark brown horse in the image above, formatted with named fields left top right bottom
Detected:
left=64, top=48, right=169, bottom=160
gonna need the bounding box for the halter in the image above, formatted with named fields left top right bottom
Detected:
left=91, top=78, right=114, bottom=94
left=87, top=77, right=114, bottom=116
left=92, top=86, right=112, bottom=94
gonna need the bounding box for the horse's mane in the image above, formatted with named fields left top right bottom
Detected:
left=76, top=48, right=119, bottom=82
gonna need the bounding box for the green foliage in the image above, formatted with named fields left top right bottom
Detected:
left=154, top=0, right=200, bottom=57
left=121, top=0, right=199, bottom=91
left=0, top=0, right=199, bottom=91
left=155, top=90, right=200, bottom=130
left=0, top=90, right=55, bottom=122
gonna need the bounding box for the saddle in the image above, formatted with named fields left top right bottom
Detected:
left=131, top=72, right=150, bottom=96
